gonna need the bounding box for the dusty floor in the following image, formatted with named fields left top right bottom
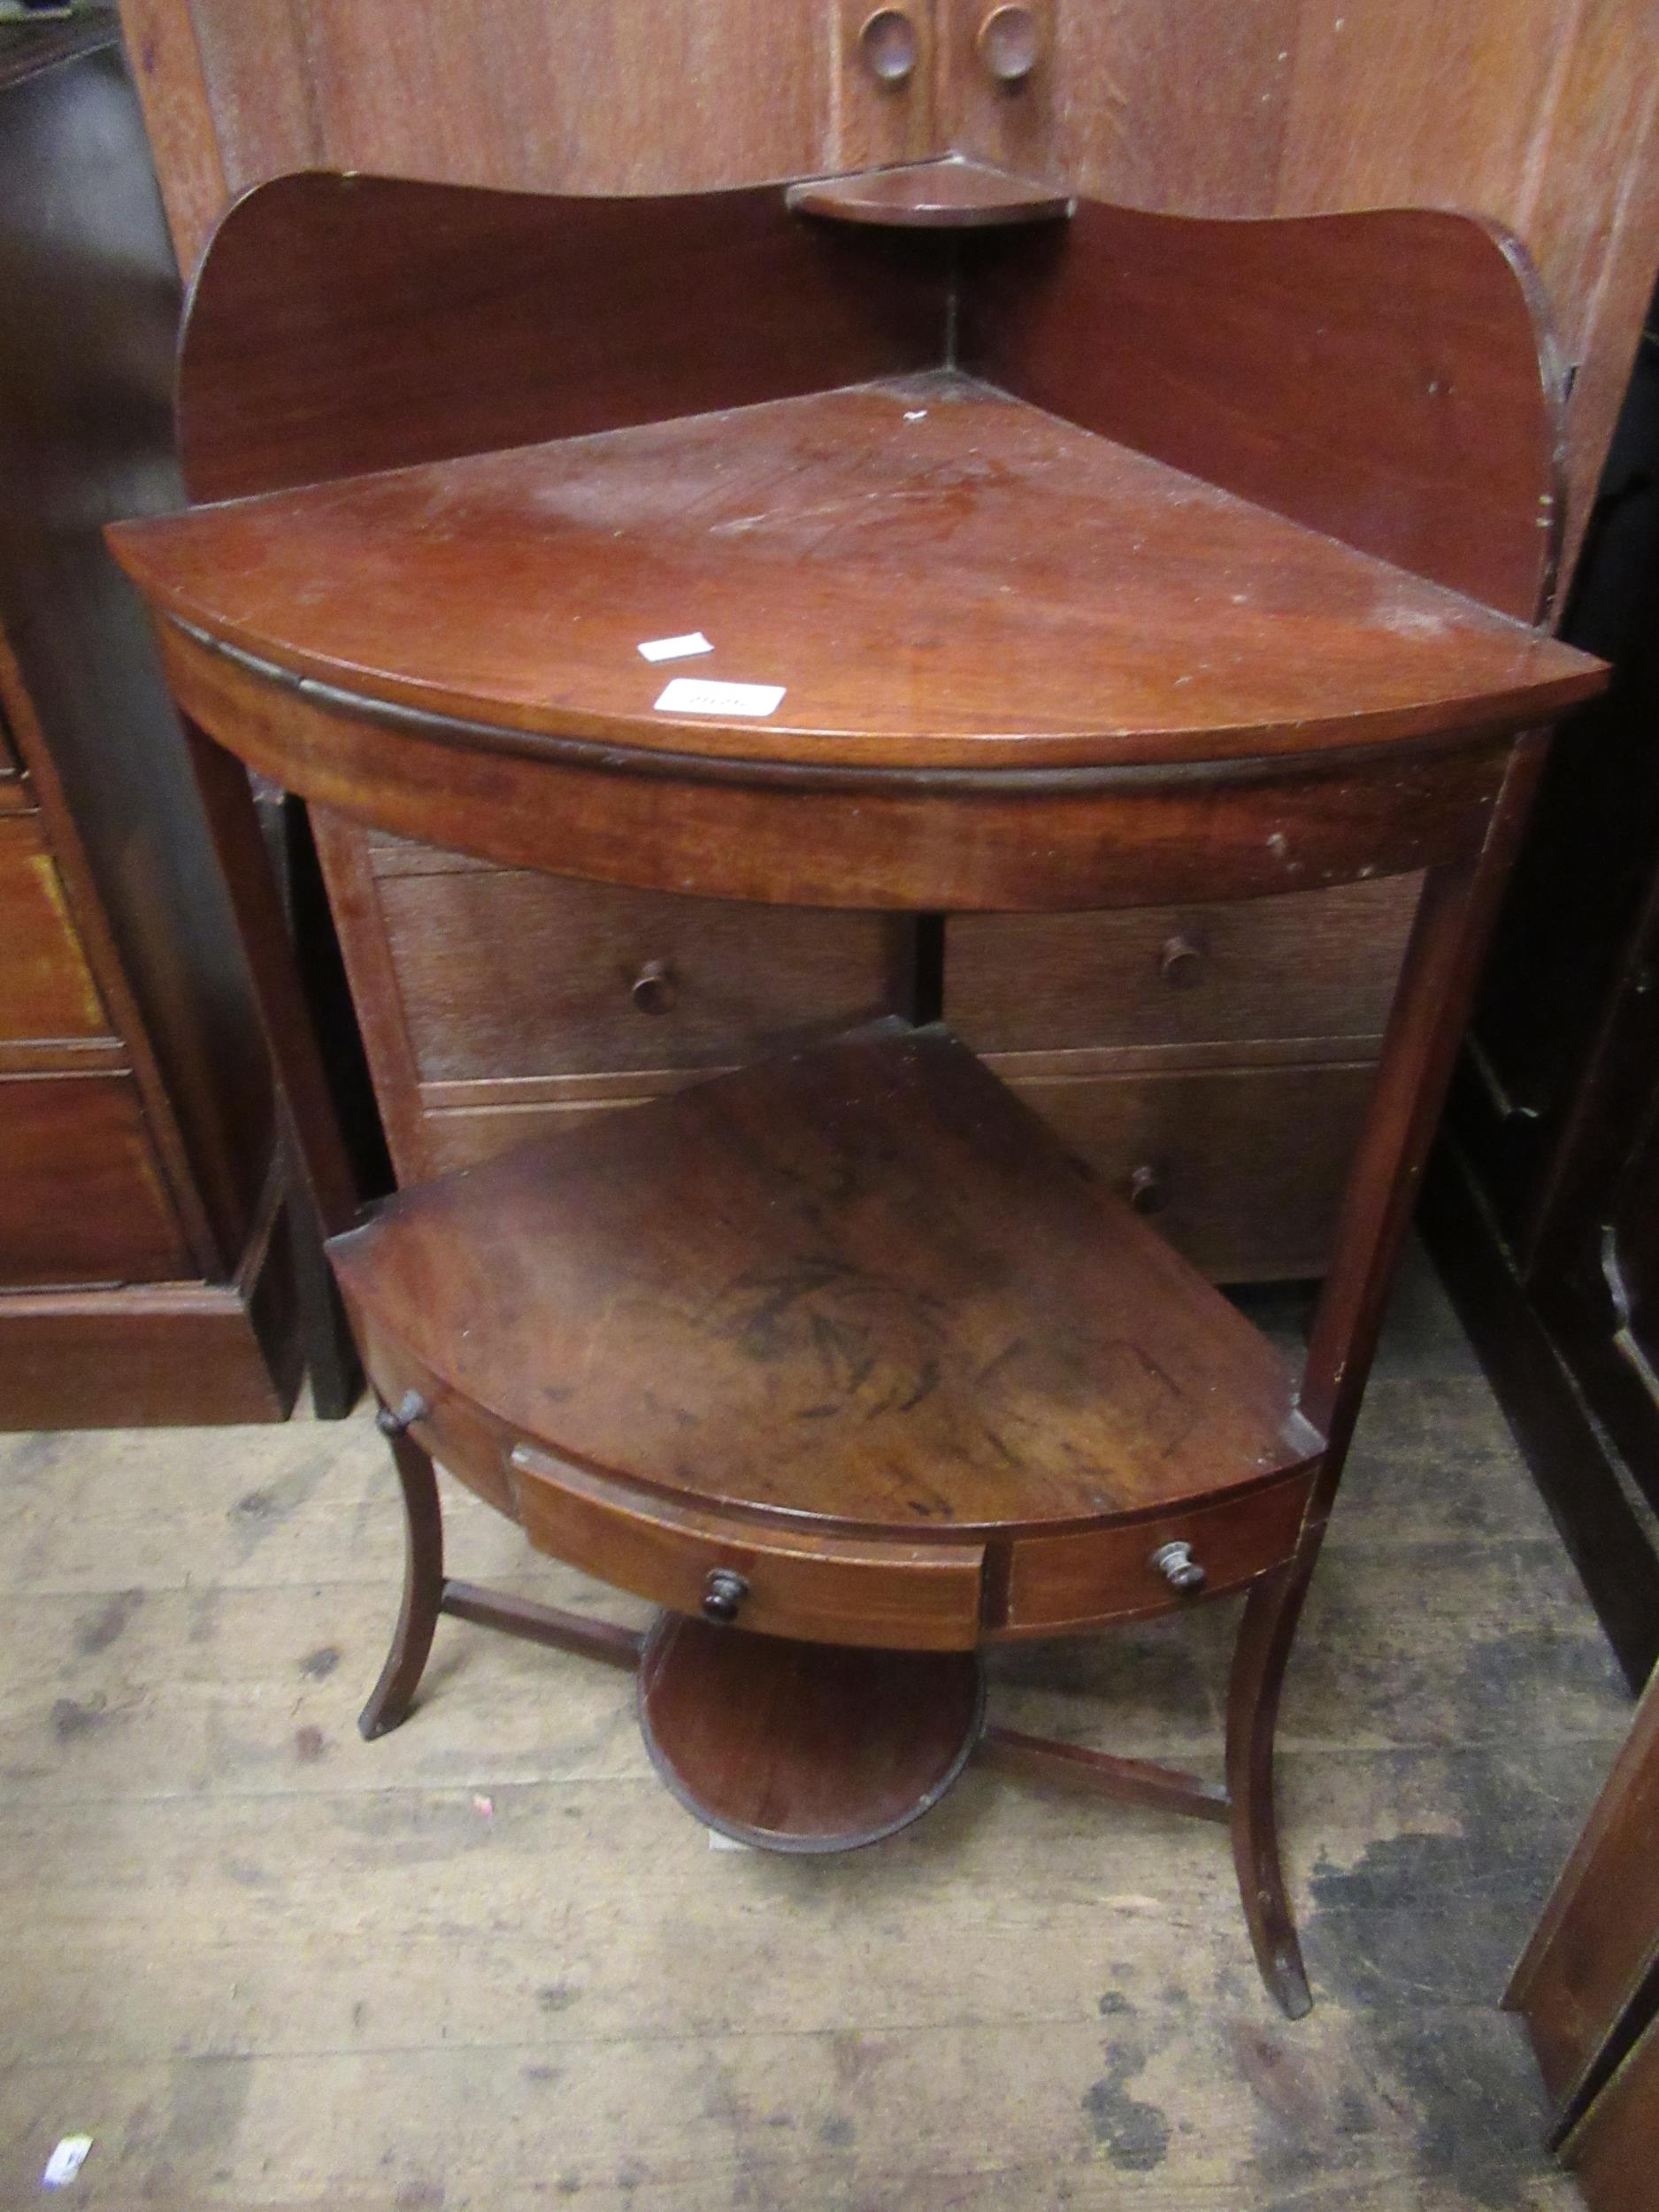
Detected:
left=0, top=1251, right=1633, bottom=2209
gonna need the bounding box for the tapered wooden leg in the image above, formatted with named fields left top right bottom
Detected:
left=1227, top=1557, right=1316, bottom=2019
left=358, top=1418, right=445, bottom=1740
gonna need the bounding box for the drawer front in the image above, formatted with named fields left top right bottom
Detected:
left=0, top=1073, right=191, bottom=1286
left=367, top=840, right=912, bottom=1081
left=946, top=876, right=1420, bottom=1056
left=511, top=1443, right=985, bottom=1652
left=1004, top=1058, right=1377, bottom=1281
left=417, top=1091, right=664, bottom=1179
left=1000, top=1472, right=1315, bottom=1637
left=0, top=817, right=112, bottom=1042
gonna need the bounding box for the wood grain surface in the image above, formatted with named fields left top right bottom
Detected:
left=329, top=1025, right=1320, bottom=1539
left=1509, top=1657, right=1659, bottom=2115
left=0, top=816, right=114, bottom=1044
left=0, top=1073, right=192, bottom=1287
left=173, top=173, right=946, bottom=503
left=114, top=375, right=1600, bottom=775
left=964, top=198, right=1563, bottom=620
left=944, top=877, right=1420, bottom=1056
left=638, top=1614, right=985, bottom=1848
left=787, top=153, right=1072, bottom=225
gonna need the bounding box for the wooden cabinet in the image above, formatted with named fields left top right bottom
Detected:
left=114, top=0, right=1659, bottom=1286
left=1508, top=1662, right=1659, bottom=2211
left=1425, top=289, right=1659, bottom=1688
left=0, top=19, right=304, bottom=1425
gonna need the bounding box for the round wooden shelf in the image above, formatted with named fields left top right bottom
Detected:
left=637, top=1612, right=986, bottom=1853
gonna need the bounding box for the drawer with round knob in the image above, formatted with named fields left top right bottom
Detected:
left=353, top=828, right=913, bottom=1082
left=509, top=1440, right=986, bottom=1652
left=1002, top=1057, right=1379, bottom=1281
left=944, top=875, right=1420, bottom=1056
left=995, top=1469, right=1315, bottom=1638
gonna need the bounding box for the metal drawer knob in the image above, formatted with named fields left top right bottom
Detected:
left=977, top=4, right=1041, bottom=83
left=701, top=1569, right=749, bottom=1624
left=1159, top=933, right=1204, bottom=987
left=1149, top=1540, right=1206, bottom=1594
left=629, top=958, right=677, bottom=1016
left=1127, top=1164, right=1168, bottom=1215
left=859, top=5, right=918, bottom=83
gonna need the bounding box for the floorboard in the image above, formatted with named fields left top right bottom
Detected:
left=0, top=1248, right=1627, bottom=2208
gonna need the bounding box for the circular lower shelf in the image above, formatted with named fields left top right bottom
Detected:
left=637, top=1614, right=985, bottom=1854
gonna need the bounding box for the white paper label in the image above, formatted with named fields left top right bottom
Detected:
left=637, top=631, right=713, bottom=664
left=42, top=2139, right=93, bottom=2189
left=654, top=677, right=785, bottom=718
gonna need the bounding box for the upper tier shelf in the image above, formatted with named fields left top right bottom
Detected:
left=786, top=156, right=1074, bottom=228
left=112, top=369, right=1598, bottom=779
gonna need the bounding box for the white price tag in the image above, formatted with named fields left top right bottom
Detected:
left=654, top=677, right=785, bottom=718
left=637, top=632, right=713, bottom=664
left=42, top=2138, right=93, bottom=2189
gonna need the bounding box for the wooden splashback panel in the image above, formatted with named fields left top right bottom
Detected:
left=121, top=0, right=1659, bottom=579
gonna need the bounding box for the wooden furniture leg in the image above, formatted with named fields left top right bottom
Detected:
left=1226, top=1558, right=1317, bottom=2019
left=357, top=1402, right=446, bottom=1740
left=359, top=1391, right=645, bottom=1740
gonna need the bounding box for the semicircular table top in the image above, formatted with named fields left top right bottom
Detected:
left=110, top=369, right=1599, bottom=780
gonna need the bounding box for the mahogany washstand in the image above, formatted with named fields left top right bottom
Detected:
left=111, top=156, right=1607, bottom=2016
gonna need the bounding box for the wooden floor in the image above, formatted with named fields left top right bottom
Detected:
left=0, top=1249, right=1632, bottom=2209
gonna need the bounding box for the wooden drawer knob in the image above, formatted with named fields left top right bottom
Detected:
left=375, top=1389, right=427, bottom=1438
left=859, top=6, right=918, bottom=83
left=1149, top=1540, right=1206, bottom=1594
left=701, top=1568, right=749, bottom=1624
left=629, top=958, right=678, bottom=1016
left=1159, top=933, right=1205, bottom=987
left=977, top=4, right=1041, bottom=83
left=1126, top=1164, right=1168, bottom=1215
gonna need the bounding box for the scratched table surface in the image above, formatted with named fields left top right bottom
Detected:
left=110, top=372, right=1597, bottom=777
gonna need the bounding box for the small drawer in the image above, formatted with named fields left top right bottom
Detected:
left=999, top=1472, right=1314, bottom=1637
left=511, top=1442, right=985, bottom=1651
left=946, top=875, right=1420, bottom=1056
left=365, top=838, right=912, bottom=1082
left=0, top=1072, right=191, bottom=1287
left=0, top=817, right=112, bottom=1042
left=1003, top=1057, right=1377, bottom=1280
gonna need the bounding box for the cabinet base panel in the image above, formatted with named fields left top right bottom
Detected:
left=0, top=1196, right=305, bottom=1427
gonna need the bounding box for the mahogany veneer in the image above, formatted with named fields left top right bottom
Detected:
left=785, top=153, right=1073, bottom=227
left=118, top=375, right=1593, bottom=779
left=111, top=165, right=1607, bottom=2017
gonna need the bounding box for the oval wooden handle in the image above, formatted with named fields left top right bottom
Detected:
left=976, top=4, right=1041, bottom=84
left=859, top=6, right=918, bottom=84
left=1159, top=933, right=1205, bottom=987
left=701, top=1569, right=749, bottom=1624
left=1149, top=1540, right=1206, bottom=1594
left=629, top=958, right=678, bottom=1016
